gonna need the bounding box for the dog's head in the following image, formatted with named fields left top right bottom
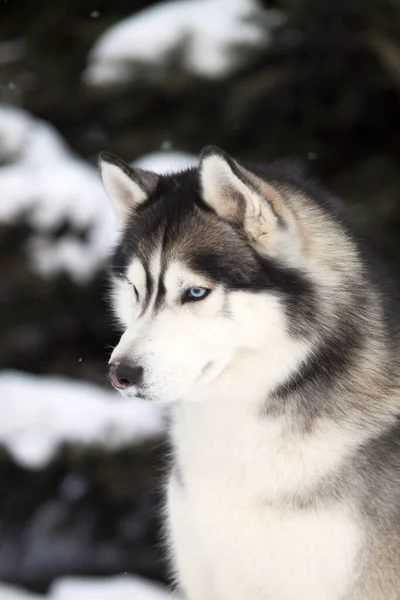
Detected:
left=100, top=147, right=360, bottom=403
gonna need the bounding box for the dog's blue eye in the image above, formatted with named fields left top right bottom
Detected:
left=184, top=287, right=210, bottom=302
left=190, top=288, right=206, bottom=298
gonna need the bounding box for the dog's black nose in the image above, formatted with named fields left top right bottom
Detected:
left=108, top=363, right=143, bottom=389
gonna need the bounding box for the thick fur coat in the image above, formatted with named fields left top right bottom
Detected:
left=100, top=147, right=400, bottom=599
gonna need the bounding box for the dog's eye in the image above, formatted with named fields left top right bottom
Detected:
left=183, top=287, right=211, bottom=303
left=125, top=278, right=139, bottom=301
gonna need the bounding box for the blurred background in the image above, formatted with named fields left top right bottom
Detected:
left=0, top=0, right=400, bottom=598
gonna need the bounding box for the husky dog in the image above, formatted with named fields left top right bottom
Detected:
left=99, top=147, right=400, bottom=600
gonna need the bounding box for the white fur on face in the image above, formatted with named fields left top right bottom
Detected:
left=110, top=256, right=310, bottom=403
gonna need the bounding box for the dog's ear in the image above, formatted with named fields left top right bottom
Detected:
left=199, top=146, right=288, bottom=244
left=99, top=152, right=159, bottom=226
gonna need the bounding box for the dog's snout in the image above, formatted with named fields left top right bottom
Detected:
left=108, top=362, right=143, bottom=389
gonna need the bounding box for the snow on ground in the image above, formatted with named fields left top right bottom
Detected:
left=0, top=576, right=174, bottom=600
left=0, top=104, right=201, bottom=283
left=0, top=371, right=165, bottom=469
left=84, top=0, right=281, bottom=87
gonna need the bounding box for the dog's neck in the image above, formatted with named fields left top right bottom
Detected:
left=184, top=339, right=311, bottom=409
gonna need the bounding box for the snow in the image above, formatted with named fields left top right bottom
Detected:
left=0, top=104, right=116, bottom=283
left=0, top=105, right=68, bottom=163
left=84, top=0, right=281, bottom=86
left=0, top=576, right=174, bottom=600
left=0, top=105, right=34, bottom=160
left=0, top=371, right=165, bottom=470
left=135, top=151, right=198, bottom=173
left=51, top=575, right=174, bottom=600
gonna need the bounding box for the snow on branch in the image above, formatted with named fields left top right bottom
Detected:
left=0, top=371, right=165, bottom=469
left=84, top=0, right=281, bottom=87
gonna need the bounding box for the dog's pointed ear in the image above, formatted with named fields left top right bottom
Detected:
left=199, top=146, right=261, bottom=224
left=99, top=152, right=159, bottom=226
left=199, top=146, right=288, bottom=243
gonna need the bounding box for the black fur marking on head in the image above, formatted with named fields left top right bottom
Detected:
left=108, top=164, right=321, bottom=334
left=190, top=250, right=317, bottom=337
left=143, top=262, right=154, bottom=313
left=109, top=168, right=201, bottom=277
left=154, top=276, right=166, bottom=312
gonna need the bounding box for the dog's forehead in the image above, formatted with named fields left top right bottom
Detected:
left=110, top=168, right=260, bottom=289
left=116, top=199, right=233, bottom=263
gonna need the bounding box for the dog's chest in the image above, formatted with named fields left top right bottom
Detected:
left=169, top=402, right=362, bottom=600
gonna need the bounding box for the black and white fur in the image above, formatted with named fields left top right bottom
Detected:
left=99, top=146, right=400, bottom=600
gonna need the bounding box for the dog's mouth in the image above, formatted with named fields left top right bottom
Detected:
left=111, top=361, right=224, bottom=402
left=116, top=385, right=148, bottom=400
left=198, top=359, right=228, bottom=386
